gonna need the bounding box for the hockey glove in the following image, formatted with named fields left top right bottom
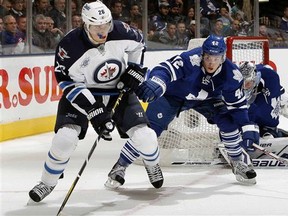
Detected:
left=85, top=102, right=115, bottom=135
left=135, top=76, right=166, bottom=103
left=241, top=124, right=260, bottom=152
left=117, top=64, right=146, bottom=91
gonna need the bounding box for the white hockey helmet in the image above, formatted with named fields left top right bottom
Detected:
left=239, top=61, right=261, bottom=104
left=81, top=1, right=113, bottom=44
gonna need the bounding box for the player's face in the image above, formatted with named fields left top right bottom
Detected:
left=202, top=53, right=223, bottom=73
left=243, top=79, right=255, bottom=90
left=88, top=22, right=111, bottom=43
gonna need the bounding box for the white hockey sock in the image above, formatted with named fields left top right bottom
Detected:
left=119, top=140, right=140, bottom=166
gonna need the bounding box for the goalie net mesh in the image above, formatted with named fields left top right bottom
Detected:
left=157, top=36, right=269, bottom=166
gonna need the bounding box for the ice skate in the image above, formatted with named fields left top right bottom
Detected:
left=144, top=161, right=164, bottom=189
left=231, top=159, right=257, bottom=185
left=29, top=182, right=55, bottom=202
left=105, top=162, right=126, bottom=189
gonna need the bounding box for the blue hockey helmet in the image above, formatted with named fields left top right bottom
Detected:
left=202, top=35, right=226, bottom=56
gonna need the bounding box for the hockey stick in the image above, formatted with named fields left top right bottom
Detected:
left=252, top=143, right=288, bottom=165
left=56, top=90, right=126, bottom=216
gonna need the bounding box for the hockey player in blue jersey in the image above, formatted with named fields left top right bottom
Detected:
left=29, top=1, right=163, bottom=203
left=121, top=35, right=260, bottom=184
left=239, top=61, right=288, bottom=138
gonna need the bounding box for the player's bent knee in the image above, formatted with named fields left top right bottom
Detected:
left=50, top=125, right=80, bottom=160
left=127, top=124, right=159, bottom=165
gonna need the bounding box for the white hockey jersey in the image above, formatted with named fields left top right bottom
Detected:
left=53, top=20, right=145, bottom=111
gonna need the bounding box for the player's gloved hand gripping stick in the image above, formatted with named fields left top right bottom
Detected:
left=56, top=90, right=127, bottom=216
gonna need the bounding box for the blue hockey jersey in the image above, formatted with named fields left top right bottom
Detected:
left=248, top=64, right=283, bottom=127
left=147, top=47, right=250, bottom=126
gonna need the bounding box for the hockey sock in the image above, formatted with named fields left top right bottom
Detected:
left=220, top=129, right=243, bottom=160
left=119, top=140, right=140, bottom=167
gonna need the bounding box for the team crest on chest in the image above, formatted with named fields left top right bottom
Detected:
left=94, top=60, right=122, bottom=83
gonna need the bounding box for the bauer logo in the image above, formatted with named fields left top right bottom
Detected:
left=252, top=159, right=287, bottom=168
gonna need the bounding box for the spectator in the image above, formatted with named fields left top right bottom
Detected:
left=32, top=14, right=57, bottom=53
left=168, top=0, right=185, bottom=24
left=225, top=19, right=240, bottom=36
left=280, top=6, right=288, bottom=32
left=16, top=15, right=26, bottom=37
left=0, top=0, right=12, bottom=18
left=127, top=3, right=142, bottom=30
left=71, top=0, right=80, bottom=15
left=175, top=20, right=189, bottom=48
left=217, top=6, right=233, bottom=36
left=32, top=0, right=51, bottom=16
left=0, top=17, right=3, bottom=32
left=45, top=15, right=63, bottom=43
left=1, top=14, right=25, bottom=54
left=212, top=19, right=223, bottom=36
left=259, top=23, right=272, bottom=38
left=48, top=0, right=66, bottom=33
left=174, top=0, right=184, bottom=14
left=154, top=22, right=177, bottom=47
left=9, top=0, right=25, bottom=18
left=187, top=19, right=196, bottom=39
left=149, top=1, right=170, bottom=32
left=184, top=7, right=195, bottom=29
left=71, top=13, right=82, bottom=28
left=233, top=10, right=245, bottom=26
left=110, top=0, right=127, bottom=22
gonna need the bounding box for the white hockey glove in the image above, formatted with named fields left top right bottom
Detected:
left=280, top=92, right=288, bottom=118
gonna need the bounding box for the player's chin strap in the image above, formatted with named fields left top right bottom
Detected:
left=252, top=143, right=288, bottom=165
left=56, top=89, right=127, bottom=216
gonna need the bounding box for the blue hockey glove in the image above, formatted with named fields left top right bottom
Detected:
left=117, top=64, right=146, bottom=91
left=85, top=102, right=115, bottom=135
left=135, top=76, right=166, bottom=102
left=241, top=124, right=260, bottom=152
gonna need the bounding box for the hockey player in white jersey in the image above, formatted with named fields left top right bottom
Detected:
left=239, top=61, right=288, bottom=139
left=121, top=35, right=260, bottom=184
left=29, top=1, right=163, bottom=203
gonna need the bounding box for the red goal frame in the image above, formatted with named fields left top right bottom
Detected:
left=226, top=36, right=270, bottom=65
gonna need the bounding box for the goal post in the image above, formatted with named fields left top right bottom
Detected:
left=156, top=36, right=270, bottom=167
left=226, top=36, right=269, bottom=65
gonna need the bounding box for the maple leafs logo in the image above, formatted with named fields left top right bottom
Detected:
left=232, top=69, right=243, bottom=82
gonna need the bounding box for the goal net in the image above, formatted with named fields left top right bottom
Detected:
left=157, top=36, right=269, bottom=166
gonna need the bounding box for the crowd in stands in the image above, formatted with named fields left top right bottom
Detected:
left=0, top=0, right=288, bottom=55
